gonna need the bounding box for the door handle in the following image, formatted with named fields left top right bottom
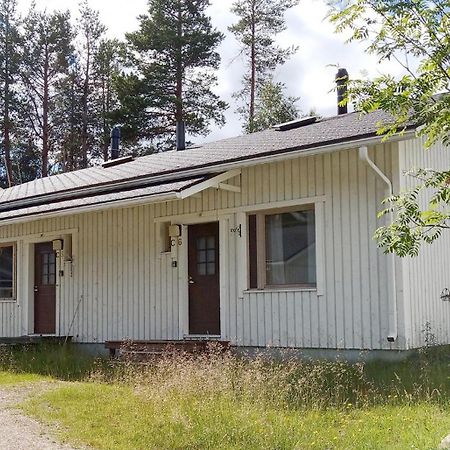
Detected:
left=34, top=286, right=38, bottom=292
left=189, top=277, right=195, bottom=285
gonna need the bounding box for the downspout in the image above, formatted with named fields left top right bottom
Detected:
left=358, top=146, right=398, bottom=343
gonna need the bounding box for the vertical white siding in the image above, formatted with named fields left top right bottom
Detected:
left=400, top=138, right=450, bottom=348
left=153, top=145, right=400, bottom=350
left=0, top=144, right=403, bottom=350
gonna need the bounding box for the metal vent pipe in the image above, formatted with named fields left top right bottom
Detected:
left=111, top=126, right=121, bottom=160
left=335, top=68, right=349, bottom=115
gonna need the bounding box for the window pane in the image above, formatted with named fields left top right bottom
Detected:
left=207, top=249, right=215, bottom=263
left=265, top=210, right=316, bottom=286
left=196, top=236, right=216, bottom=276
left=0, top=246, right=13, bottom=298
left=198, top=262, right=206, bottom=275
left=207, top=236, right=215, bottom=249
left=198, top=250, right=206, bottom=263
left=207, top=262, right=215, bottom=275
left=42, top=252, right=56, bottom=286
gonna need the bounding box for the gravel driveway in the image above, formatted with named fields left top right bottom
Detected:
left=0, top=383, right=82, bottom=450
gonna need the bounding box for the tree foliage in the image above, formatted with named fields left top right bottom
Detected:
left=22, top=7, right=74, bottom=177
left=77, top=0, right=107, bottom=168
left=251, top=78, right=299, bottom=132
left=375, top=168, right=450, bottom=257
left=229, top=0, right=299, bottom=133
left=329, top=0, right=450, bottom=256
left=0, top=0, right=21, bottom=186
left=119, top=0, right=227, bottom=151
left=93, top=39, right=124, bottom=162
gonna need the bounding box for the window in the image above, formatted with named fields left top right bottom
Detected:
left=196, top=236, right=216, bottom=275
left=248, top=207, right=316, bottom=289
left=0, top=244, right=15, bottom=299
left=41, top=251, right=56, bottom=285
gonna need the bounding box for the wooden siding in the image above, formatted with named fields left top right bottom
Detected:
left=399, top=138, right=450, bottom=348
left=0, top=144, right=403, bottom=350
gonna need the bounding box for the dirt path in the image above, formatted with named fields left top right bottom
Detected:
left=0, top=382, right=82, bottom=450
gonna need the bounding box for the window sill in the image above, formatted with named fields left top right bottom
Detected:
left=243, top=287, right=317, bottom=294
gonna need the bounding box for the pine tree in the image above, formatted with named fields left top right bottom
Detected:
left=0, top=0, right=21, bottom=186
left=93, top=38, right=123, bottom=161
left=119, top=0, right=227, bottom=151
left=229, top=0, right=299, bottom=133
left=53, top=54, right=83, bottom=172
left=21, top=7, right=73, bottom=177
left=10, top=136, right=40, bottom=184
left=77, top=1, right=106, bottom=168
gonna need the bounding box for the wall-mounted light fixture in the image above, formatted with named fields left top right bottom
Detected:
left=169, top=224, right=181, bottom=237
left=52, top=239, right=63, bottom=251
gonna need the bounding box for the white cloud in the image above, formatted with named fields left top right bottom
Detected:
left=17, top=0, right=408, bottom=144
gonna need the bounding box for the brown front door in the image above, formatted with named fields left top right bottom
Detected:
left=34, top=242, right=57, bottom=334
left=188, top=222, right=220, bottom=335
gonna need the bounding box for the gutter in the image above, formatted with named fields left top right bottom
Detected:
left=358, top=145, right=398, bottom=343
left=0, top=131, right=416, bottom=213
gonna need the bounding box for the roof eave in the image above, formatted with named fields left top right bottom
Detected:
left=0, top=191, right=180, bottom=227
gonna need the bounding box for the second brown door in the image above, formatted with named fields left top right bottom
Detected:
left=188, top=222, right=220, bottom=335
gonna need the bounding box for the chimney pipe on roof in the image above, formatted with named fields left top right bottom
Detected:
left=335, top=68, right=349, bottom=115
left=111, top=126, right=121, bottom=160
left=176, top=121, right=186, bottom=151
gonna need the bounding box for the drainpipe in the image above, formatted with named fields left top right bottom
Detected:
left=358, top=145, right=398, bottom=343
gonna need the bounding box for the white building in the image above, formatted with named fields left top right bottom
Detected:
left=0, top=110, right=447, bottom=356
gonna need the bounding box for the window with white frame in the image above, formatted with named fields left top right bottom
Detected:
left=0, top=244, right=15, bottom=299
left=248, top=206, right=316, bottom=289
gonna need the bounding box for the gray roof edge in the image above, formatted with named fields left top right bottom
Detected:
left=0, top=190, right=180, bottom=226
left=0, top=173, right=211, bottom=215
left=0, top=177, right=208, bottom=224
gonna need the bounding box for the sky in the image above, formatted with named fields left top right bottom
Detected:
left=18, top=0, right=406, bottom=144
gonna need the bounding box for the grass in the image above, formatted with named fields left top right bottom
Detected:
left=0, top=371, right=46, bottom=385
left=11, top=344, right=450, bottom=449
left=0, top=343, right=100, bottom=381
left=23, top=382, right=450, bottom=450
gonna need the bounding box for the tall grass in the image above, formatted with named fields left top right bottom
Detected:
left=89, top=343, right=450, bottom=410
left=1, top=341, right=449, bottom=409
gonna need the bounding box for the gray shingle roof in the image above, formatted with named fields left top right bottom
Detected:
left=0, top=110, right=411, bottom=216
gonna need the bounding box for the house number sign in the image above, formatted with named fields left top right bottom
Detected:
left=170, top=237, right=182, bottom=247
left=230, top=224, right=242, bottom=237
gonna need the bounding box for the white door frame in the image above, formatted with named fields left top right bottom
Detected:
left=22, top=229, right=77, bottom=336
left=176, top=215, right=231, bottom=339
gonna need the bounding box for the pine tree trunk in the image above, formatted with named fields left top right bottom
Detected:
left=101, top=76, right=109, bottom=162
left=249, top=0, right=256, bottom=133
left=81, top=41, right=90, bottom=169
left=4, top=100, right=13, bottom=187
left=3, top=17, right=13, bottom=187
left=42, top=49, right=49, bottom=178
left=175, top=1, right=183, bottom=125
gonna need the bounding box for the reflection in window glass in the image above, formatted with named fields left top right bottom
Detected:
left=0, top=245, right=14, bottom=298
left=265, top=210, right=316, bottom=286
